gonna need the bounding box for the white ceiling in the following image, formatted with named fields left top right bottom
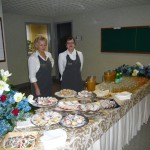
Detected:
left=2, top=0, right=150, bottom=17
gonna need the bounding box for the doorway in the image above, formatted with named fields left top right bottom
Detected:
left=55, top=22, right=72, bottom=79
left=25, top=23, right=51, bottom=55
left=57, top=22, right=72, bottom=54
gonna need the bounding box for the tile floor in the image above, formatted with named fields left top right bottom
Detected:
left=123, top=118, right=150, bottom=150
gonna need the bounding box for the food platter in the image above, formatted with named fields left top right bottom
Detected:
left=59, top=114, right=89, bottom=128
left=79, top=101, right=102, bottom=112
left=31, top=111, right=62, bottom=126
left=100, top=99, right=120, bottom=108
left=94, top=90, right=113, bottom=99
left=78, top=99, right=120, bottom=112
left=29, top=97, right=58, bottom=108
left=54, top=101, right=80, bottom=112
left=2, top=131, right=38, bottom=149
left=55, top=89, right=77, bottom=98
left=76, top=90, right=95, bottom=99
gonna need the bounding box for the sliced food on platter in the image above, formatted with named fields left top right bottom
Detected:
left=2, top=131, right=38, bottom=149
left=79, top=99, right=119, bottom=111
left=31, top=111, right=62, bottom=126
left=55, top=101, right=80, bottom=111
left=60, top=114, right=88, bottom=128
left=29, top=96, right=58, bottom=107
left=76, top=90, right=95, bottom=99
left=94, top=90, right=113, bottom=98
left=79, top=102, right=102, bottom=112
left=55, top=89, right=77, bottom=98
left=100, top=99, right=119, bottom=109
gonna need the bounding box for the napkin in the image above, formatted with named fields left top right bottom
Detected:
left=40, top=129, right=67, bottom=150
left=94, top=90, right=109, bottom=97
left=16, top=117, right=35, bottom=128
left=114, top=91, right=132, bottom=101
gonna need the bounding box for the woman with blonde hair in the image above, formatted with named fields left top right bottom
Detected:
left=28, top=36, right=54, bottom=97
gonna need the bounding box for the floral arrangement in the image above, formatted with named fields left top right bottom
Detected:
left=0, top=69, right=33, bottom=136
left=116, top=62, right=150, bottom=78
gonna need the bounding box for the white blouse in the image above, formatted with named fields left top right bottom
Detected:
left=58, top=49, right=83, bottom=80
left=28, top=51, right=54, bottom=83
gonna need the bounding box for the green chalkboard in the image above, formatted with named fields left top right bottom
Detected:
left=101, top=26, right=150, bottom=53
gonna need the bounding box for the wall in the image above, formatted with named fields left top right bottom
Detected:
left=53, top=5, right=150, bottom=82
left=0, top=0, right=8, bottom=70
left=3, top=13, right=53, bottom=85
left=3, top=4, right=150, bottom=84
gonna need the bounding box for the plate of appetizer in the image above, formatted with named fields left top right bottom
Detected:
left=79, top=101, right=102, bottom=112
left=31, top=111, right=62, bottom=126
left=100, top=99, right=120, bottom=109
left=2, top=131, right=38, bottom=149
left=55, top=89, right=77, bottom=98
left=94, top=90, right=113, bottom=99
left=79, top=99, right=119, bottom=112
left=76, top=90, right=96, bottom=100
left=59, top=114, right=88, bottom=128
left=54, top=101, right=80, bottom=112
left=28, top=96, right=58, bottom=108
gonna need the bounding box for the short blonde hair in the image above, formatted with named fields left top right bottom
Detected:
left=34, top=36, right=47, bottom=49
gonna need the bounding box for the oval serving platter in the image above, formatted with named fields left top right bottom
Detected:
left=59, top=114, right=89, bottom=128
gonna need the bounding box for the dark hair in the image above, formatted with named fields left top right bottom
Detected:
left=66, top=36, right=76, bottom=45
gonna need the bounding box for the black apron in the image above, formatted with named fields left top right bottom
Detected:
left=31, top=56, right=52, bottom=98
left=61, top=52, right=83, bottom=92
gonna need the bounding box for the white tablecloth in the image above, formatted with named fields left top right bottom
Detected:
left=88, top=94, right=150, bottom=150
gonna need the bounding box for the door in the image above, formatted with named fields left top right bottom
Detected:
left=55, top=22, right=72, bottom=78
left=57, top=22, right=72, bottom=54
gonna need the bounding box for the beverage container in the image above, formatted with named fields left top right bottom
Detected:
left=110, top=70, right=116, bottom=82
left=104, top=71, right=111, bottom=83
left=115, top=71, right=120, bottom=83
left=86, top=76, right=96, bottom=91
left=119, top=71, right=123, bottom=82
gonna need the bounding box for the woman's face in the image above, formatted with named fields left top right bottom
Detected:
left=66, top=39, right=75, bottom=51
left=37, top=40, right=47, bottom=52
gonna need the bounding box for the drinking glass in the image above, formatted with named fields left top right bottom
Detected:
left=86, top=76, right=96, bottom=91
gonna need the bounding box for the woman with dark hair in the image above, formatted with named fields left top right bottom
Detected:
left=58, top=36, right=84, bottom=92
left=28, top=36, right=54, bottom=98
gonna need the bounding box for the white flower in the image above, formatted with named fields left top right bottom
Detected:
left=0, top=80, right=10, bottom=95
left=0, top=69, right=12, bottom=82
left=132, top=69, right=139, bottom=76
left=14, top=92, right=25, bottom=102
left=136, top=62, right=143, bottom=69
left=27, top=94, right=34, bottom=103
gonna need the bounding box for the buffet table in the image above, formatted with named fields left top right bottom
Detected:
left=1, top=77, right=150, bottom=150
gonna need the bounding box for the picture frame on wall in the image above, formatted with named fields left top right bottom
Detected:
left=0, top=17, right=5, bottom=62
